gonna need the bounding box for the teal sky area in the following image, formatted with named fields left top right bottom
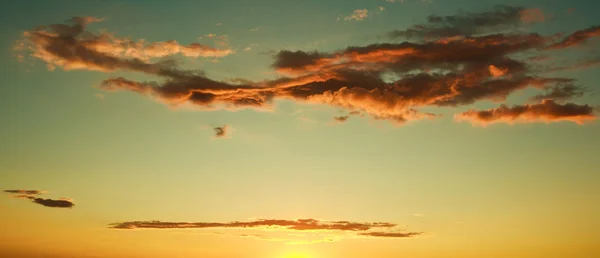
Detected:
left=0, top=1, right=599, bottom=258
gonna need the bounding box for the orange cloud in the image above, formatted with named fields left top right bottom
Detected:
left=488, top=65, right=508, bottom=77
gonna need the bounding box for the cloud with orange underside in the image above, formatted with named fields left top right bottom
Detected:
left=14, top=6, right=598, bottom=127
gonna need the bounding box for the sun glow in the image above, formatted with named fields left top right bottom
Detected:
left=283, top=252, right=311, bottom=258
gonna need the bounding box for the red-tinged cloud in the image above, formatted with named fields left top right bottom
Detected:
left=15, top=6, right=598, bottom=126
left=455, top=99, right=596, bottom=126
left=18, top=16, right=231, bottom=76
left=520, top=8, right=545, bottom=23
left=488, top=65, right=508, bottom=77
left=3, top=190, right=75, bottom=208
left=546, top=25, right=600, bottom=50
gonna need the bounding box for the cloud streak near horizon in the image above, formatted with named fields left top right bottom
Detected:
left=109, top=218, right=422, bottom=242
left=14, top=5, right=598, bottom=126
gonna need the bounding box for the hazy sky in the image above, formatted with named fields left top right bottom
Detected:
left=1, top=1, right=599, bottom=258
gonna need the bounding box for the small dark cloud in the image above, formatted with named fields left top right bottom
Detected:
left=333, top=116, right=349, bottom=122
left=31, top=198, right=75, bottom=208
left=3, top=189, right=75, bottom=208
left=213, top=125, right=229, bottom=138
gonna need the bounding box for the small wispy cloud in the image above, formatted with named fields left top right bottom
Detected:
left=344, top=9, right=369, bottom=21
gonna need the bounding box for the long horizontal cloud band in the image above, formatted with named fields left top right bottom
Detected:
left=109, top=218, right=421, bottom=239
left=15, top=5, right=599, bottom=125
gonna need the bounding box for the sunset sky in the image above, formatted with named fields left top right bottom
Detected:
left=1, top=0, right=599, bottom=257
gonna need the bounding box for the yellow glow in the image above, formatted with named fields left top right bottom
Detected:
left=282, top=252, right=310, bottom=258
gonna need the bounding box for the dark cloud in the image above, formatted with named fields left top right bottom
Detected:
left=110, top=218, right=396, bottom=231
left=4, top=190, right=45, bottom=195
left=388, top=5, right=536, bottom=40
left=455, top=99, right=596, bottom=125
left=546, top=25, right=600, bottom=50
left=333, top=116, right=349, bottom=122
left=529, top=83, right=585, bottom=102
left=213, top=125, right=229, bottom=138
left=31, top=198, right=75, bottom=208
left=358, top=231, right=423, bottom=238
left=18, top=16, right=230, bottom=78
left=3, top=190, right=75, bottom=208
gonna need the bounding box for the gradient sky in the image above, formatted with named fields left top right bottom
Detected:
left=1, top=1, right=599, bottom=258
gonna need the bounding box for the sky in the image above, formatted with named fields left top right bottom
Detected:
left=0, top=0, right=599, bottom=257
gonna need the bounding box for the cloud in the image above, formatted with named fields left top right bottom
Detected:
left=546, top=26, right=600, bottom=50
left=4, top=190, right=45, bottom=195
left=31, top=198, right=75, bottom=208
left=358, top=231, right=423, bottom=238
left=17, top=16, right=232, bottom=75
left=455, top=99, right=596, bottom=126
left=3, top=190, right=75, bottom=208
left=529, top=83, right=585, bottom=102
left=15, top=7, right=598, bottom=127
left=344, top=9, right=369, bottom=21
left=213, top=125, right=230, bottom=138
left=109, top=218, right=421, bottom=241
left=388, top=5, right=539, bottom=40
left=334, top=116, right=349, bottom=122
left=488, top=65, right=508, bottom=77
left=110, top=218, right=397, bottom=231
